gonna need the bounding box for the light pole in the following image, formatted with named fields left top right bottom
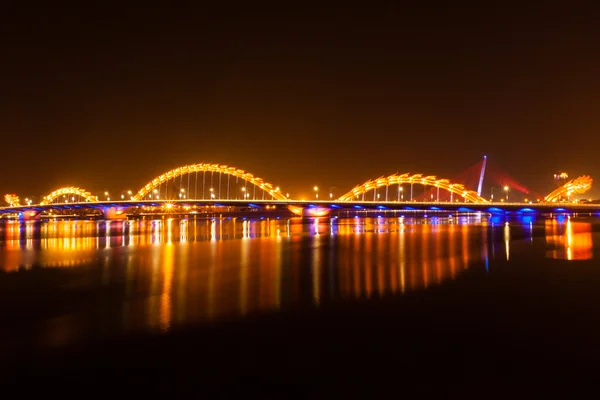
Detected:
left=329, top=186, right=336, bottom=200
left=314, top=186, right=319, bottom=199
left=504, top=185, right=509, bottom=201
left=490, top=186, right=495, bottom=201
left=399, top=186, right=404, bottom=201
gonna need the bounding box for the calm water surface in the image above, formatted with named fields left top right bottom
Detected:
left=0, top=214, right=596, bottom=354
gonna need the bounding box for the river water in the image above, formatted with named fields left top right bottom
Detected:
left=0, top=214, right=598, bottom=395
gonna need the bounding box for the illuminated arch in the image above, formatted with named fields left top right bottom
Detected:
left=133, top=163, right=287, bottom=201
left=543, top=175, right=593, bottom=203
left=4, top=194, right=20, bottom=207
left=40, top=187, right=99, bottom=205
left=338, top=173, right=488, bottom=203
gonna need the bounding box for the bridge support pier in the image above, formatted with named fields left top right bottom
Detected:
left=103, top=206, right=128, bottom=220
left=19, top=210, right=41, bottom=221
left=288, top=205, right=332, bottom=218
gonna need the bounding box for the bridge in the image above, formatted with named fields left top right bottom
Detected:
left=1, top=161, right=596, bottom=220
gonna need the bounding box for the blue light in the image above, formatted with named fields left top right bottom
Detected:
left=457, top=207, right=471, bottom=212
left=556, top=215, right=566, bottom=223
left=354, top=205, right=363, bottom=209
left=247, top=203, right=259, bottom=208
left=429, top=207, right=440, bottom=210
left=330, top=204, right=342, bottom=208
left=489, top=215, right=502, bottom=225
left=519, top=208, right=535, bottom=213
left=377, top=206, right=387, bottom=209
left=377, top=215, right=382, bottom=218
left=404, top=207, right=415, bottom=210
left=519, top=215, right=534, bottom=224
left=488, top=207, right=504, bottom=213
left=555, top=208, right=566, bottom=212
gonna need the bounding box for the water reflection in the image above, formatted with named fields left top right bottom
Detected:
left=0, top=215, right=595, bottom=347
left=545, top=217, right=593, bottom=260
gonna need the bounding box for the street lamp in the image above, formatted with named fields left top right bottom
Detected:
left=504, top=185, right=509, bottom=201
left=314, top=186, right=319, bottom=199
left=399, top=186, right=404, bottom=201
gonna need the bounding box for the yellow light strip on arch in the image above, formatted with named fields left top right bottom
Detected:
left=40, top=187, right=98, bottom=205
left=133, top=163, right=287, bottom=201
left=543, top=175, right=593, bottom=203
left=4, top=194, right=20, bottom=207
left=337, top=173, right=488, bottom=203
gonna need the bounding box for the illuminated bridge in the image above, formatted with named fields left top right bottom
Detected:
left=1, top=162, right=597, bottom=220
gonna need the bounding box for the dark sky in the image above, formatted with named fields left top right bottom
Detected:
left=2, top=3, right=599, bottom=200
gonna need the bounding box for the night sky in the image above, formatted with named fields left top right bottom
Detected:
left=2, top=4, right=599, bottom=200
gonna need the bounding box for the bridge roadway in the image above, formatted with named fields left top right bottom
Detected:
left=1, top=199, right=600, bottom=219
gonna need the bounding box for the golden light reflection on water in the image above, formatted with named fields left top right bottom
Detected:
left=1, top=215, right=594, bottom=342
left=545, top=217, right=593, bottom=260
